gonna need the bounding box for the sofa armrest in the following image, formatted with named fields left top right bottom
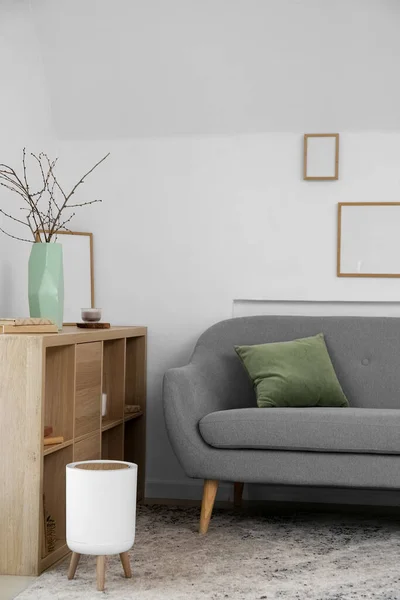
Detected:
left=163, top=361, right=233, bottom=476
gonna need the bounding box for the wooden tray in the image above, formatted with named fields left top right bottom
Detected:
left=76, top=322, right=111, bottom=329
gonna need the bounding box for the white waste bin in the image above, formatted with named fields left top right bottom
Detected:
left=66, top=460, right=137, bottom=591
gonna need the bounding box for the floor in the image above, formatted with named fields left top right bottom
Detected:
left=10, top=504, right=400, bottom=600
left=0, top=577, right=35, bottom=600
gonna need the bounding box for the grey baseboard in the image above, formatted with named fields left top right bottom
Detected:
left=146, top=479, right=400, bottom=507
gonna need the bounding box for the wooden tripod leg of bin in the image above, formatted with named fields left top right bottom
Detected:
left=96, top=555, right=106, bottom=591
left=67, top=552, right=81, bottom=580
left=119, top=551, right=132, bottom=578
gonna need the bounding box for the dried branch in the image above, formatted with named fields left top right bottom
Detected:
left=41, top=155, right=61, bottom=223
left=67, top=199, right=102, bottom=208
left=48, top=152, right=109, bottom=239
left=0, top=207, right=30, bottom=228
left=0, top=160, right=43, bottom=239
left=30, top=153, right=54, bottom=199
left=0, top=171, right=27, bottom=194
left=0, top=150, right=108, bottom=243
left=53, top=212, right=75, bottom=234
left=22, top=148, right=30, bottom=194
left=20, top=149, right=48, bottom=240
left=0, top=226, right=33, bottom=243
left=48, top=177, right=59, bottom=211
left=0, top=180, right=30, bottom=202
left=21, top=149, right=48, bottom=237
left=0, top=165, right=26, bottom=189
left=0, top=184, right=37, bottom=238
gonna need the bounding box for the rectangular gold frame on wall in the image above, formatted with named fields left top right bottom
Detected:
left=337, top=202, right=400, bottom=278
left=303, top=133, right=339, bottom=181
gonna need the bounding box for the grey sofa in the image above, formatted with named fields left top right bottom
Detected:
left=163, top=315, right=400, bottom=533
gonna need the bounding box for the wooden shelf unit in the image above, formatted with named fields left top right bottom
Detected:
left=43, top=439, right=74, bottom=456
left=102, top=423, right=124, bottom=461
left=102, top=417, right=124, bottom=431
left=0, top=326, right=147, bottom=576
left=124, top=411, right=144, bottom=422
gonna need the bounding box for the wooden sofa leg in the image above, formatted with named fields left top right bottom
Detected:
left=234, top=482, right=244, bottom=507
left=199, top=479, right=219, bottom=534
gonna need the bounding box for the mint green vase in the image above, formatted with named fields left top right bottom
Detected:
left=28, top=243, right=64, bottom=330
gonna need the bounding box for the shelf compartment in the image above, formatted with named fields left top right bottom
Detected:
left=42, top=445, right=73, bottom=559
left=102, top=424, right=124, bottom=461
left=103, top=339, right=125, bottom=422
left=74, top=432, right=101, bottom=462
left=40, top=541, right=69, bottom=572
left=125, top=336, right=146, bottom=502
left=124, top=417, right=145, bottom=502
left=75, top=342, right=102, bottom=438
left=44, top=345, right=75, bottom=443
left=125, top=336, right=146, bottom=406
left=43, top=439, right=73, bottom=456
left=102, top=417, right=123, bottom=432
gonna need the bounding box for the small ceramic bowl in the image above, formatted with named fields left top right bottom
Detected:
left=81, top=308, right=102, bottom=323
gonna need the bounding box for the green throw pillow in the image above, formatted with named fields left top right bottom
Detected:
left=234, top=333, right=348, bottom=408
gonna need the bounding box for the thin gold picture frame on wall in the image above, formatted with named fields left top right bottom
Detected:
left=337, top=202, right=400, bottom=278
left=303, top=133, right=339, bottom=181
left=36, top=230, right=95, bottom=324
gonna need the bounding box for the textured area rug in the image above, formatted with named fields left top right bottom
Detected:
left=16, top=505, right=400, bottom=599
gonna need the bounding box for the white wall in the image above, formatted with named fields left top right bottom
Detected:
left=0, top=0, right=52, bottom=315
left=0, top=2, right=51, bottom=143
left=2, top=1, right=400, bottom=502
left=32, top=0, right=400, bottom=137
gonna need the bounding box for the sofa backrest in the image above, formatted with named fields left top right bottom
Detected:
left=194, top=315, right=400, bottom=409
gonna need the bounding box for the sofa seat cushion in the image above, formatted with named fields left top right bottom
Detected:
left=199, top=407, right=400, bottom=454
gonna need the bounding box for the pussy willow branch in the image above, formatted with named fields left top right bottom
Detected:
left=48, top=152, right=110, bottom=239
left=0, top=153, right=45, bottom=239
left=0, top=226, right=32, bottom=243
left=67, top=199, right=102, bottom=208
left=0, top=207, right=30, bottom=228
left=0, top=180, right=37, bottom=238
left=30, top=153, right=54, bottom=199
left=31, top=153, right=58, bottom=235
left=0, top=150, right=109, bottom=242
left=53, top=212, right=75, bottom=234
left=22, top=149, right=48, bottom=240
left=0, top=179, right=41, bottom=240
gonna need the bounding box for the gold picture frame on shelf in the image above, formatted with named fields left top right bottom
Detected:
left=303, top=133, right=339, bottom=181
left=337, top=202, right=400, bottom=278
left=36, top=231, right=95, bottom=324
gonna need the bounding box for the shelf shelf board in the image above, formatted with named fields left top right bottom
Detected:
left=41, top=539, right=69, bottom=572
left=43, top=439, right=73, bottom=456
left=124, top=411, right=143, bottom=422
left=101, top=418, right=123, bottom=432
